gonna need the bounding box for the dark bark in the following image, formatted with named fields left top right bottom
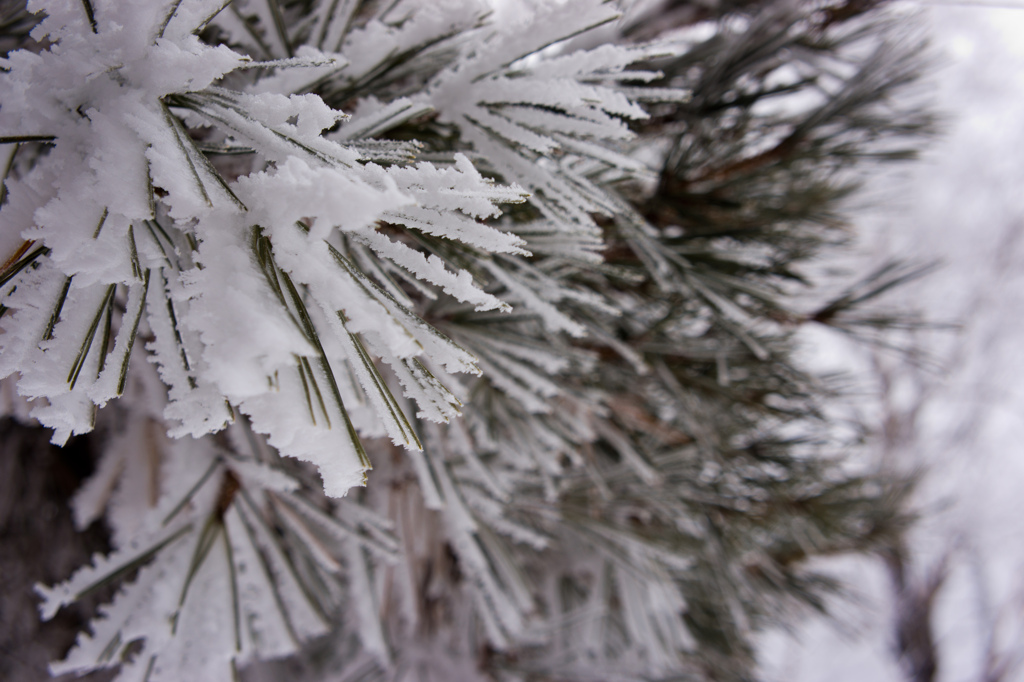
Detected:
left=883, top=543, right=944, bottom=682
left=0, top=419, right=113, bottom=682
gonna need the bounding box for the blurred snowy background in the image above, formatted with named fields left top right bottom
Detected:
left=760, top=3, right=1024, bottom=681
